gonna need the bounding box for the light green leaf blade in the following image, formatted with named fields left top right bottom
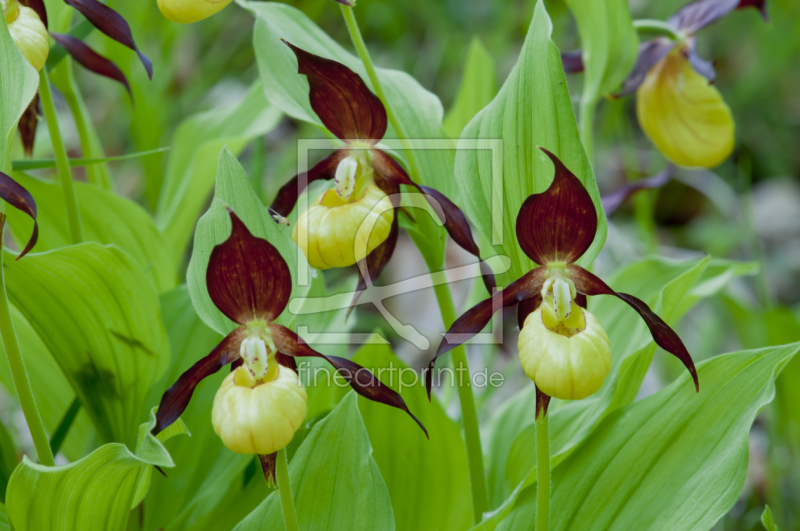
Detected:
left=496, top=343, right=800, bottom=530
left=351, top=335, right=472, bottom=531
left=762, top=505, right=779, bottom=531
left=243, top=1, right=456, bottom=201
left=6, top=172, right=177, bottom=292
left=0, top=420, right=15, bottom=502
left=187, top=147, right=311, bottom=336
left=0, top=18, right=38, bottom=172
left=156, top=81, right=282, bottom=257
left=444, top=38, right=498, bottom=139
left=454, top=0, right=606, bottom=281
left=6, top=407, right=185, bottom=531
left=3, top=244, right=170, bottom=446
left=234, top=392, right=394, bottom=531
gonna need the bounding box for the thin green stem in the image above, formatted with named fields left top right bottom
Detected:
left=0, top=220, right=54, bottom=466
left=632, top=19, right=683, bottom=40
left=536, top=414, right=550, bottom=531
left=432, top=279, right=489, bottom=523
left=276, top=448, right=299, bottom=531
left=39, top=69, right=83, bottom=244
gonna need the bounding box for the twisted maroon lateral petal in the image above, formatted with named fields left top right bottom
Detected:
left=270, top=324, right=428, bottom=437
left=50, top=33, right=132, bottom=100
left=536, top=386, right=552, bottom=420
left=351, top=210, right=399, bottom=313
left=516, top=148, right=597, bottom=265
left=602, top=164, right=675, bottom=215
left=270, top=150, right=343, bottom=218
left=259, top=453, right=277, bottom=486
left=275, top=352, right=298, bottom=372
left=669, top=0, right=767, bottom=34
left=22, top=0, right=47, bottom=28
left=0, top=172, right=38, bottom=260
left=207, top=208, right=293, bottom=325
left=284, top=41, right=387, bottom=143
left=561, top=50, right=584, bottom=73
left=18, top=94, right=39, bottom=157
left=617, top=39, right=675, bottom=97
left=430, top=267, right=548, bottom=399
left=685, top=44, right=716, bottom=82
left=568, top=264, right=699, bottom=392
left=517, top=293, right=543, bottom=331
left=64, top=0, right=153, bottom=79
left=152, top=328, right=244, bottom=435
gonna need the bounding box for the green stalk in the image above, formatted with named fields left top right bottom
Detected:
left=632, top=19, right=683, bottom=40
left=536, top=414, right=550, bottom=531
left=0, top=219, right=54, bottom=466
left=342, top=5, right=489, bottom=521
left=39, top=68, right=83, bottom=244
left=276, top=447, right=299, bottom=531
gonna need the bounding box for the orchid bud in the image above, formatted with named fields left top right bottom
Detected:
left=157, top=0, right=234, bottom=24
left=636, top=50, right=734, bottom=169
left=212, top=365, right=308, bottom=455
left=292, top=182, right=394, bottom=270
left=518, top=296, right=611, bottom=400
left=5, top=2, right=48, bottom=72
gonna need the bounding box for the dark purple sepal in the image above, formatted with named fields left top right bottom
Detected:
left=18, top=94, right=39, bottom=157
left=332, top=0, right=355, bottom=5
left=284, top=41, right=387, bottom=144
left=616, top=38, right=675, bottom=97
left=63, top=0, right=153, bottom=79
left=561, top=50, right=584, bottom=73
left=270, top=324, right=427, bottom=437
left=535, top=386, right=551, bottom=420
left=669, top=0, right=767, bottom=34
left=259, top=453, right=277, bottom=486
left=602, top=164, right=675, bottom=215
left=22, top=0, right=47, bottom=28
left=0, top=172, right=39, bottom=260
left=568, top=264, right=699, bottom=392
left=516, top=148, right=597, bottom=266
left=152, top=328, right=244, bottom=436
left=517, top=294, right=542, bottom=331
left=276, top=352, right=298, bottom=372
left=270, top=150, right=343, bottom=218
left=685, top=42, right=716, bottom=82
left=50, top=33, right=132, bottom=101
left=207, top=208, right=292, bottom=325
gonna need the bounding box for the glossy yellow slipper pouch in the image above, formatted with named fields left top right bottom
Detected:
left=293, top=182, right=394, bottom=270
left=157, top=0, right=234, bottom=24
left=4, top=1, right=49, bottom=71
left=212, top=365, right=308, bottom=455
left=518, top=297, right=612, bottom=400
left=636, top=50, right=735, bottom=169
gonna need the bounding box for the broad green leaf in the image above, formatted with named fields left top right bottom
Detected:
left=7, top=172, right=177, bottom=292
left=156, top=81, right=282, bottom=256
left=443, top=38, right=498, bottom=139
left=351, top=335, right=473, bottom=531
left=762, top=505, right=779, bottom=531
left=454, top=0, right=605, bottom=281
left=4, top=244, right=170, bottom=447
left=234, top=392, right=394, bottom=531
left=0, top=18, right=38, bottom=172
left=0, top=503, right=8, bottom=531
left=187, top=148, right=311, bottom=336
left=495, top=343, right=800, bottom=530
left=243, top=1, right=457, bottom=203
left=6, top=407, right=186, bottom=531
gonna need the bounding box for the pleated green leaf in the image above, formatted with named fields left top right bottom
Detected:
left=454, top=0, right=605, bottom=281
left=234, top=392, right=394, bottom=531
left=496, top=343, right=800, bottom=530
left=3, top=244, right=170, bottom=446
left=443, top=37, right=498, bottom=139
left=0, top=18, right=38, bottom=172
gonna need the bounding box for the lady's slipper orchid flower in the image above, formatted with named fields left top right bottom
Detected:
left=272, top=42, right=495, bottom=302
left=3, top=0, right=48, bottom=71
left=430, top=149, right=699, bottom=417
left=153, top=208, right=426, bottom=477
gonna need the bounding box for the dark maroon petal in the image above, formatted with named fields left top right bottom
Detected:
left=536, top=386, right=551, bottom=420
left=515, top=148, right=597, bottom=266
left=152, top=328, right=244, bottom=435
left=685, top=43, right=716, bottom=82
left=350, top=208, right=399, bottom=313
left=517, top=294, right=542, bottom=331
left=270, top=324, right=427, bottom=437
left=616, top=39, right=675, bottom=97
left=50, top=33, right=132, bottom=101
left=430, top=267, right=548, bottom=399
left=63, top=0, right=153, bottom=79
left=575, top=293, right=587, bottom=309
left=270, top=150, right=343, bottom=218
left=669, top=0, right=767, bottom=34
left=561, top=50, right=584, bottom=73
left=567, top=264, right=699, bottom=392
left=283, top=41, right=387, bottom=144
left=18, top=94, right=39, bottom=157
left=259, top=453, right=277, bottom=486
left=207, top=207, right=292, bottom=325
left=602, top=164, right=675, bottom=215
left=0, top=172, right=38, bottom=260
left=275, top=352, right=298, bottom=372
left=22, top=0, right=47, bottom=28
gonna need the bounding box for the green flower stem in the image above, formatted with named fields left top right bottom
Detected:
left=38, top=68, right=83, bottom=245
left=276, top=448, right=299, bottom=531
left=632, top=19, right=682, bottom=41
left=536, top=413, right=551, bottom=531
left=0, top=234, right=54, bottom=467
left=431, top=279, right=489, bottom=523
